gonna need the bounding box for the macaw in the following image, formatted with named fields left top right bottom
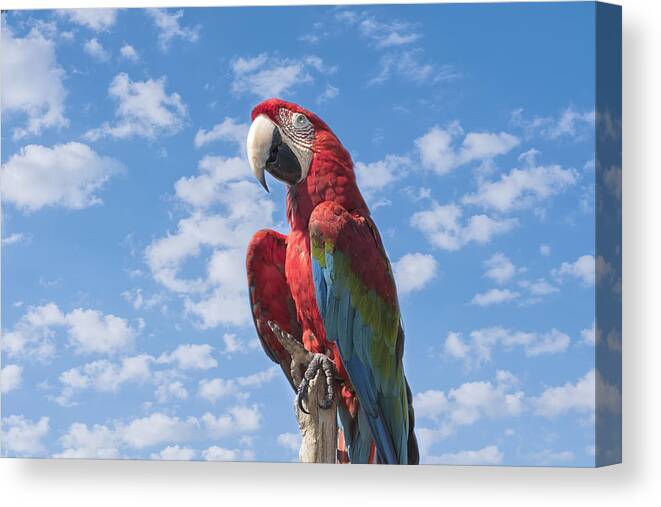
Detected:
left=245, top=98, right=418, bottom=465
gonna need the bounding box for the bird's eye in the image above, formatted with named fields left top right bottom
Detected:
left=294, top=114, right=307, bottom=127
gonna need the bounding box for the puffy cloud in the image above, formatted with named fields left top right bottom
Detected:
left=1, top=364, right=23, bottom=393
left=194, top=117, right=249, bottom=149
left=157, top=344, right=217, bottom=370
left=84, top=73, right=187, bottom=141
left=66, top=309, right=138, bottom=355
left=425, top=445, right=503, bottom=465
left=414, top=371, right=524, bottom=451
left=411, top=201, right=517, bottom=251
left=83, top=38, right=110, bottom=61
left=2, top=232, right=28, bottom=246
left=230, top=53, right=333, bottom=98
left=221, top=333, right=260, bottom=355
left=533, top=369, right=595, bottom=417
left=443, top=327, right=570, bottom=368
left=415, top=122, right=519, bottom=175
left=471, top=288, right=519, bottom=306
left=277, top=432, right=301, bottom=453
left=202, top=446, right=254, bottom=461
left=201, top=405, right=261, bottom=438
left=1, top=24, right=68, bottom=139
left=3, top=302, right=139, bottom=361
left=336, top=10, right=420, bottom=49
left=56, top=355, right=152, bottom=406
left=118, top=413, right=200, bottom=449
left=1, top=415, right=50, bottom=456
left=518, top=278, right=559, bottom=297
left=483, top=253, right=517, bottom=284
left=553, top=254, right=595, bottom=286
left=511, top=106, right=595, bottom=140
left=150, top=445, right=196, bottom=461
left=370, top=50, right=460, bottom=86
left=54, top=423, right=120, bottom=459
left=393, top=253, right=438, bottom=295
left=146, top=8, right=200, bottom=51
left=1, top=142, right=122, bottom=213
left=354, top=154, right=412, bottom=199
left=146, top=140, right=276, bottom=328
left=581, top=320, right=596, bottom=345
left=56, top=9, right=118, bottom=31
left=463, top=158, right=578, bottom=212
left=119, top=44, right=139, bottom=62
left=197, top=367, right=278, bottom=403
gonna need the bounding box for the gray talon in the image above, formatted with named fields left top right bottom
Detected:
left=296, top=353, right=336, bottom=414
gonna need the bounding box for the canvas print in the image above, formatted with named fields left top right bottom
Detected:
left=1, top=2, right=621, bottom=466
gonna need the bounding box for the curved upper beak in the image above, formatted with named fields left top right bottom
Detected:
left=246, top=114, right=302, bottom=192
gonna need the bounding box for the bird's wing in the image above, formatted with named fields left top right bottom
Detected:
left=246, top=229, right=302, bottom=389
left=309, top=201, right=409, bottom=464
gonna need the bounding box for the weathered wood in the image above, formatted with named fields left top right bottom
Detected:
left=296, top=369, right=338, bottom=464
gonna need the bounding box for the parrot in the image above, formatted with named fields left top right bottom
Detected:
left=245, top=98, right=419, bottom=465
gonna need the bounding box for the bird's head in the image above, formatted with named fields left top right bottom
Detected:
left=246, top=98, right=345, bottom=192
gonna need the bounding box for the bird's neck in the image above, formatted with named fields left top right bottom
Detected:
left=286, top=148, right=369, bottom=233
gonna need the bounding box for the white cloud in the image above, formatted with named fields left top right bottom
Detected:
left=83, top=38, right=110, bottom=61
left=56, top=9, right=118, bottom=31
left=146, top=146, right=276, bottom=328
left=511, top=106, right=595, bottom=140
left=1, top=415, right=50, bottom=456
left=581, top=320, right=596, bottom=345
left=1, top=25, right=68, bottom=139
left=335, top=11, right=420, bottom=48
left=66, top=308, right=138, bottom=355
left=118, top=413, right=200, bottom=449
left=277, top=432, right=301, bottom=453
left=518, top=278, right=558, bottom=297
left=426, top=445, right=503, bottom=465
left=56, top=355, right=152, bottom=406
left=471, top=288, right=519, bottom=306
left=119, top=44, right=139, bottom=62
left=197, top=367, right=278, bottom=403
left=2, top=232, right=29, bottom=246
left=146, top=8, right=200, bottom=51
left=443, top=327, right=570, bottom=368
left=202, top=445, right=253, bottom=461
left=355, top=154, right=412, bottom=200
left=463, top=160, right=578, bottom=212
left=230, top=53, right=333, bottom=98
left=154, top=379, right=189, bottom=404
left=157, top=344, right=217, bottom=370
left=411, top=201, right=517, bottom=251
left=1, top=142, right=122, bottom=212
left=393, top=253, right=438, bottom=295
left=316, top=84, right=339, bottom=104
left=121, top=288, right=165, bottom=312
left=3, top=302, right=139, bottom=361
left=221, top=333, right=259, bottom=355
left=84, top=73, right=187, bottom=141
left=533, top=369, right=595, bottom=417
left=415, top=122, right=519, bottom=175
left=202, top=405, right=261, bottom=438
left=54, top=423, right=120, bottom=459
left=414, top=371, right=524, bottom=450
left=1, top=364, right=23, bottom=393
left=150, top=445, right=196, bottom=461
left=194, top=117, right=249, bottom=149
left=553, top=254, right=595, bottom=286
left=483, top=253, right=517, bottom=284
left=370, top=50, right=460, bottom=86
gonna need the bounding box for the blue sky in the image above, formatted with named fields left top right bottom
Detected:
left=0, top=4, right=621, bottom=466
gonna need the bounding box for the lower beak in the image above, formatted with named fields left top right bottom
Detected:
left=246, top=114, right=302, bottom=192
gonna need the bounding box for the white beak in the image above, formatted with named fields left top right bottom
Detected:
left=246, top=114, right=276, bottom=192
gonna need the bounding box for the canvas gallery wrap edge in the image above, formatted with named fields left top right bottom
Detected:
left=0, top=2, right=621, bottom=467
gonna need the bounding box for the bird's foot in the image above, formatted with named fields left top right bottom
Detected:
left=296, top=353, right=336, bottom=415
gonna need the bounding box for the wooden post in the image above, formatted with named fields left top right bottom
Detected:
left=295, top=369, right=338, bottom=464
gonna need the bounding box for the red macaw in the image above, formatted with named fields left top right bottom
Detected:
left=245, top=98, right=418, bottom=465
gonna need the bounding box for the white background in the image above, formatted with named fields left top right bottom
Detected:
left=1, top=0, right=658, bottom=505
